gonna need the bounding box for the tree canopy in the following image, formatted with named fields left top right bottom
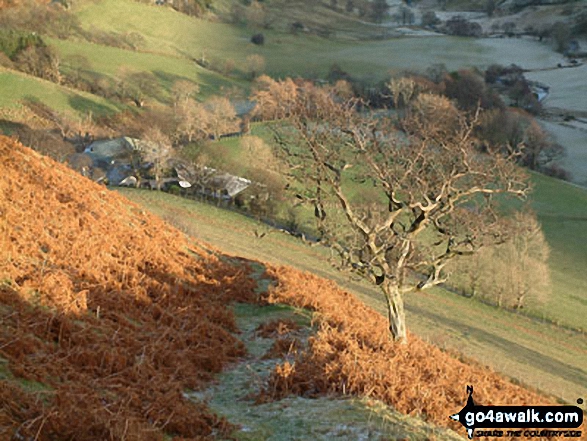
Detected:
left=267, top=80, right=530, bottom=343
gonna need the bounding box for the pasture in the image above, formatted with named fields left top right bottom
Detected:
left=50, top=37, right=244, bottom=103
left=527, top=65, right=587, bottom=114
left=0, top=68, right=119, bottom=117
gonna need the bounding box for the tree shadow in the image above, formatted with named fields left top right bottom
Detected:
left=67, top=94, right=119, bottom=117
left=0, top=119, right=27, bottom=136
left=152, top=68, right=239, bottom=101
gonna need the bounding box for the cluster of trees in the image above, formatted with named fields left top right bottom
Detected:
left=449, top=212, right=550, bottom=310
left=0, top=28, right=60, bottom=82
left=521, top=19, right=584, bottom=54
left=381, top=67, right=565, bottom=179
left=174, top=91, right=240, bottom=142
left=444, top=16, right=482, bottom=37
left=329, top=0, right=390, bottom=22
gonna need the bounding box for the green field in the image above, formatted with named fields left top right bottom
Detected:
left=529, top=172, right=587, bottom=329
left=527, top=65, right=587, bottom=114
left=49, top=37, right=243, bottom=103
left=117, top=181, right=587, bottom=406
left=0, top=68, right=119, bottom=117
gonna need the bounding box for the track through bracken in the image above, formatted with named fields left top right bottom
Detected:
left=0, top=136, right=258, bottom=440
left=259, top=266, right=585, bottom=440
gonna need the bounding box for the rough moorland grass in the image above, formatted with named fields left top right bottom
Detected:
left=0, top=68, right=119, bottom=116
left=117, top=186, right=587, bottom=405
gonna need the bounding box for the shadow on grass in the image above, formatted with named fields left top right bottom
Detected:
left=0, top=119, right=27, bottom=136
left=68, top=94, right=119, bottom=116
left=153, top=63, right=239, bottom=99
left=152, top=70, right=192, bottom=103
left=407, top=305, right=587, bottom=389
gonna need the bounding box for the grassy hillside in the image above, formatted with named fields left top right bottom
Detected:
left=0, top=67, right=119, bottom=117
left=118, top=184, right=587, bottom=406
left=4, top=135, right=572, bottom=440
left=116, top=170, right=587, bottom=401
left=51, top=37, right=243, bottom=103
left=530, top=172, right=587, bottom=329
left=72, top=0, right=564, bottom=81
left=0, top=134, right=568, bottom=441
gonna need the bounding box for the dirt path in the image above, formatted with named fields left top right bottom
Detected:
left=185, top=287, right=465, bottom=440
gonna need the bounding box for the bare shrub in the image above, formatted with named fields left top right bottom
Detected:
left=449, top=211, right=551, bottom=310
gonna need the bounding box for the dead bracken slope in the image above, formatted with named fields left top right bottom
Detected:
left=0, top=136, right=257, bottom=440
left=260, top=266, right=562, bottom=436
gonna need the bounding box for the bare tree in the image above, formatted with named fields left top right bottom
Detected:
left=551, top=21, right=571, bottom=53
left=204, top=96, right=240, bottom=140
left=142, top=127, right=172, bottom=190
left=171, top=80, right=199, bottom=110
left=174, top=98, right=208, bottom=142
left=116, top=70, right=161, bottom=108
left=251, top=75, right=298, bottom=120
left=387, top=77, right=417, bottom=109
left=241, top=135, right=282, bottom=174
left=246, top=54, right=266, bottom=79
left=271, top=82, right=529, bottom=343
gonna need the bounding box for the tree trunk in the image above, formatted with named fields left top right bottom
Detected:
left=381, top=281, right=407, bottom=344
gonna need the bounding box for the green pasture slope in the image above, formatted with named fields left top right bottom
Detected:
left=530, top=173, right=587, bottom=329
left=49, top=37, right=243, bottom=103
left=0, top=68, right=119, bottom=117
left=117, top=171, right=587, bottom=406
